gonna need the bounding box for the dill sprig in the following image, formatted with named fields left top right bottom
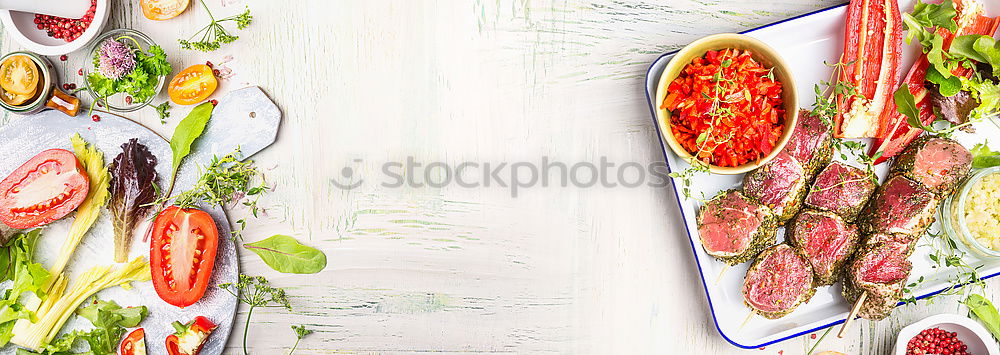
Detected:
left=220, top=274, right=292, bottom=355
left=288, top=325, right=313, bottom=355
left=179, top=0, right=253, bottom=52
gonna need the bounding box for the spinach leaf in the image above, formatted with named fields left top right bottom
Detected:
left=168, top=102, right=215, bottom=192
left=965, top=294, right=1000, bottom=340
left=244, top=235, right=327, bottom=274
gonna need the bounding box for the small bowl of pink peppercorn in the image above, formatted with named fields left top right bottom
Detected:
left=0, top=0, right=110, bottom=56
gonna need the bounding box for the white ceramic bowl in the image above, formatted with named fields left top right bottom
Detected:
left=0, top=0, right=110, bottom=56
left=894, top=313, right=999, bottom=355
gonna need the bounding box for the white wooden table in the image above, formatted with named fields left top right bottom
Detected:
left=3, top=0, right=999, bottom=354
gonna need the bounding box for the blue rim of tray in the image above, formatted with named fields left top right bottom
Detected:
left=643, top=1, right=1000, bottom=349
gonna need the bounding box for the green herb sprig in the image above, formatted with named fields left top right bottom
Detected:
left=171, top=149, right=267, bottom=213
left=180, top=0, right=253, bottom=52
left=220, top=274, right=292, bottom=355
left=161, top=148, right=268, bottom=243
left=288, top=325, right=313, bottom=355
left=901, top=231, right=986, bottom=305
left=154, top=101, right=171, bottom=124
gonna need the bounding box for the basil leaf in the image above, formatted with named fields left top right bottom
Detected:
left=168, top=102, right=215, bottom=188
left=895, top=86, right=929, bottom=131
left=244, top=235, right=327, bottom=274
left=966, top=294, right=1000, bottom=340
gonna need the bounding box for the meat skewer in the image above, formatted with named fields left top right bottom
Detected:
left=839, top=136, right=971, bottom=336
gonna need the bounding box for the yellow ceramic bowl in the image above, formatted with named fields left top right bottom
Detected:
left=654, top=33, right=798, bottom=175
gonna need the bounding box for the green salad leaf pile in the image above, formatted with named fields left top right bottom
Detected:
left=87, top=40, right=172, bottom=105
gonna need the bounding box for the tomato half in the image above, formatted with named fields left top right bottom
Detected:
left=140, top=0, right=190, bottom=21
left=0, top=149, right=89, bottom=229
left=151, top=206, right=219, bottom=308
left=120, top=328, right=146, bottom=355
left=0, top=56, right=39, bottom=96
left=168, top=65, right=217, bottom=105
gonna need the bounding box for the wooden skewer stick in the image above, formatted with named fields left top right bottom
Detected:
left=715, top=264, right=731, bottom=284
left=739, top=309, right=755, bottom=330
left=838, top=292, right=867, bottom=338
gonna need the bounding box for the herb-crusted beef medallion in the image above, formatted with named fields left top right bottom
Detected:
left=842, top=239, right=914, bottom=320
left=889, top=135, right=972, bottom=196
left=786, top=209, right=860, bottom=286
left=784, top=109, right=834, bottom=176
left=742, top=243, right=815, bottom=319
left=861, top=175, right=938, bottom=236
left=804, top=161, right=877, bottom=221
left=742, top=151, right=808, bottom=222
left=696, top=190, right=777, bottom=265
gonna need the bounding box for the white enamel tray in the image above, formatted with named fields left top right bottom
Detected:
left=644, top=1, right=1000, bottom=349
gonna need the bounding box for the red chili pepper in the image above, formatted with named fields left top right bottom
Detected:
left=835, top=0, right=904, bottom=139
left=869, top=0, right=1000, bottom=164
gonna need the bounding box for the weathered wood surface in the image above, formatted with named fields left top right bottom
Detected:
left=2, top=0, right=998, bottom=354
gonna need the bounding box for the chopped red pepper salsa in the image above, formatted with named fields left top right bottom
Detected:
left=661, top=49, right=786, bottom=167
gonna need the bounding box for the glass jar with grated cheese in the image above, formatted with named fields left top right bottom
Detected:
left=942, top=166, right=1000, bottom=258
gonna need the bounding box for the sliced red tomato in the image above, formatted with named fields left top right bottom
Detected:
left=168, top=65, right=217, bottom=105
left=165, top=316, right=216, bottom=355
left=140, top=0, right=190, bottom=21
left=150, top=206, right=219, bottom=308
left=120, top=328, right=146, bottom=355
left=0, top=149, right=89, bottom=229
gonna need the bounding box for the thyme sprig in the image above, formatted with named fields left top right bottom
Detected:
left=901, top=230, right=986, bottom=305
left=810, top=59, right=880, bottom=181
left=155, top=149, right=269, bottom=242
